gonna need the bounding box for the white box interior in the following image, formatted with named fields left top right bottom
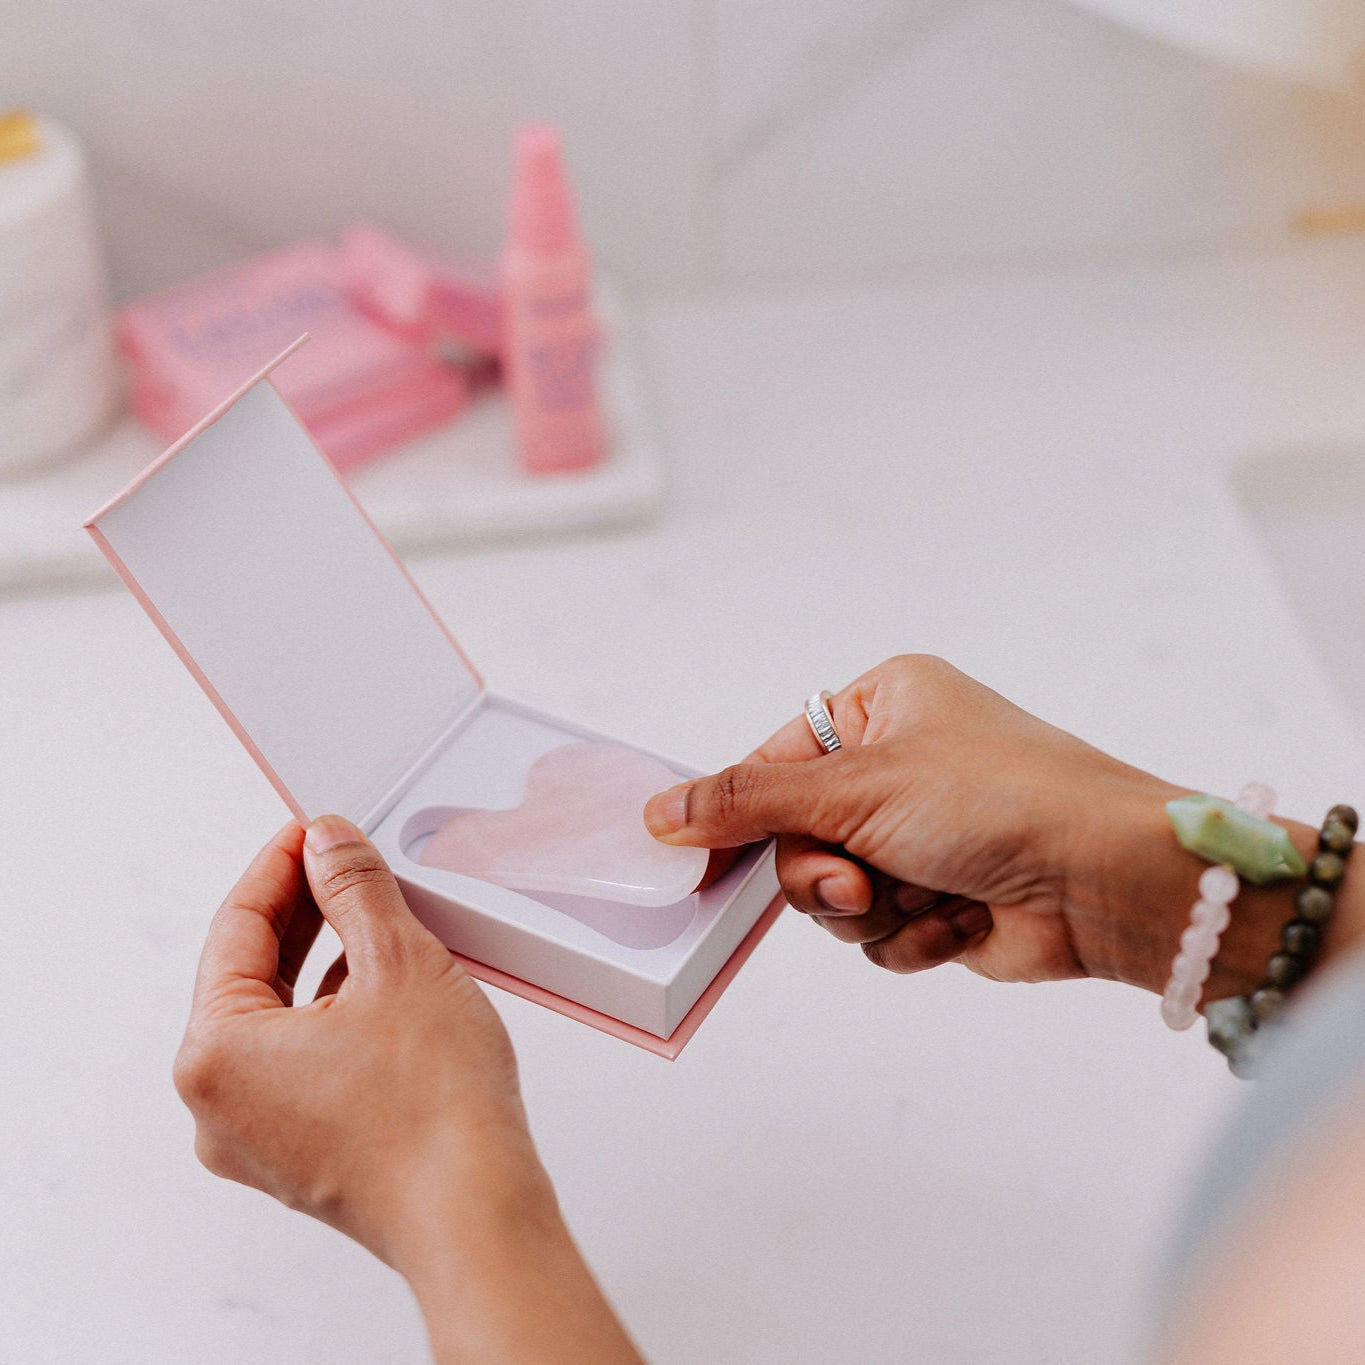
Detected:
left=373, top=692, right=777, bottom=1038
left=90, top=377, right=481, bottom=825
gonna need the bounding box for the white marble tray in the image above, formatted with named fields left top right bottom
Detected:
left=0, top=285, right=661, bottom=595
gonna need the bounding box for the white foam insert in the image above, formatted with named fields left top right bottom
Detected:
left=90, top=380, right=481, bottom=824
left=373, top=693, right=778, bottom=1037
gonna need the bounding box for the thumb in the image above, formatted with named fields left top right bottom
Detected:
left=644, top=757, right=860, bottom=848
left=302, top=815, right=435, bottom=984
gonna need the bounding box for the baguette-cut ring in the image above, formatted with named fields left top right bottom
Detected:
left=804, top=690, right=843, bottom=753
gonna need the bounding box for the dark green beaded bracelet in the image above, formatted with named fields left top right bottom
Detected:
left=1206, top=803, right=1357, bottom=1077
left=1327, top=804, right=1359, bottom=834
left=1309, top=851, right=1348, bottom=887
left=1264, top=951, right=1305, bottom=989
left=1295, top=884, right=1334, bottom=924
left=1249, top=986, right=1284, bottom=1021
left=1282, top=920, right=1320, bottom=957
left=1320, top=819, right=1355, bottom=854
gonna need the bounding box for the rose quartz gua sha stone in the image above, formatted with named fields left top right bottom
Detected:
left=418, top=741, right=710, bottom=907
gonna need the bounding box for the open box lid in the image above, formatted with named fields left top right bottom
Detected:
left=85, top=339, right=483, bottom=828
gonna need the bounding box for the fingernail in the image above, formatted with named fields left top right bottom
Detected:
left=644, top=783, right=692, bottom=838
left=814, top=876, right=864, bottom=915
left=305, top=814, right=365, bottom=855
left=949, top=902, right=992, bottom=939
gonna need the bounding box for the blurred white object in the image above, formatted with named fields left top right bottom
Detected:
left=1070, top=0, right=1365, bottom=87
left=0, top=115, right=117, bottom=476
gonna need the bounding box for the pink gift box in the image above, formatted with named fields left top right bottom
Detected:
left=85, top=340, right=782, bottom=1057
left=340, top=222, right=503, bottom=357
left=118, top=240, right=468, bottom=472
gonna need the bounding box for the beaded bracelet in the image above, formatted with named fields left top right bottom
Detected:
left=1159, top=783, right=1276, bottom=1030
left=1206, top=804, right=1358, bottom=1077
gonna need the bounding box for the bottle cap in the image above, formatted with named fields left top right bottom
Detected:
left=508, top=123, right=578, bottom=253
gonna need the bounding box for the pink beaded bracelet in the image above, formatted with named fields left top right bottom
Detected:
left=1160, top=782, right=1275, bottom=1031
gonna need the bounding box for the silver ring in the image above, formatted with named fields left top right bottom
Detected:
left=804, top=690, right=842, bottom=753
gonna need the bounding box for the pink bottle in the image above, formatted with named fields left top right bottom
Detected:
left=500, top=124, right=605, bottom=474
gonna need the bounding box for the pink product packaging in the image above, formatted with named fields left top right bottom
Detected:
left=118, top=240, right=468, bottom=472
left=500, top=125, right=606, bottom=475
left=84, top=341, right=782, bottom=1058
left=341, top=222, right=503, bottom=358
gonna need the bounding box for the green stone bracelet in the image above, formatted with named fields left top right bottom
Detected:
left=1166, top=794, right=1307, bottom=884
left=1205, top=804, right=1358, bottom=1078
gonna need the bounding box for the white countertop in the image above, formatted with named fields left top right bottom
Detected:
left=6, top=241, right=1365, bottom=1364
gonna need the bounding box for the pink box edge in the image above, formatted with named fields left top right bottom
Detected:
left=84, top=335, right=312, bottom=528
left=451, top=891, right=785, bottom=1060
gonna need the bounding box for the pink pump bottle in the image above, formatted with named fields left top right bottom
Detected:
left=500, top=125, right=605, bottom=474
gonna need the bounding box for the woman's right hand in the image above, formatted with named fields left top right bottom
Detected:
left=646, top=655, right=1321, bottom=999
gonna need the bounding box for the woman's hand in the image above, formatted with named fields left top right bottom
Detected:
left=175, top=817, right=641, bottom=1364
left=645, top=655, right=1325, bottom=999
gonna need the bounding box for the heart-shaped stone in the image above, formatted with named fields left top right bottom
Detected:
left=417, top=740, right=709, bottom=907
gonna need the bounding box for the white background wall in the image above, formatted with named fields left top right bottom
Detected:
left=7, top=0, right=1365, bottom=300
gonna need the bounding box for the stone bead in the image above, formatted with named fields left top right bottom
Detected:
left=1295, top=884, right=1335, bottom=924
left=1168, top=977, right=1202, bottom=1007
left=1319, top=819, right=1355, bottom=855
left=1250, top=986, right=1286, bottom=1022
left=1171, top=950, right=1211, bottom=985
left=1310, top=852, right=1347, bottom=888
left=1180, top=924, right=1219, bottom=959
left=1197, top=864, right=1239, bottom=906
left=1327, top=803, right=1360, bottom=836
left=1235, top=782, right=1277, bottom=820
left=1161, top=996, right=1198, bottom=1031
left=1281, top=920, right=1320, bottom=959
left=1191, top=899, right=1232, bottom=934
left=1265, top=951, right=1305, bottom=988
left=1206, top=995, right=1257, bottom=1058
left=1167, top=795, right=1307, bottom=884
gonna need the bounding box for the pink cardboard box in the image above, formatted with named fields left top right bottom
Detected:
left=118, top=240, right=468, bottom=472
left=85, top=340, right=782, bottom=1057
